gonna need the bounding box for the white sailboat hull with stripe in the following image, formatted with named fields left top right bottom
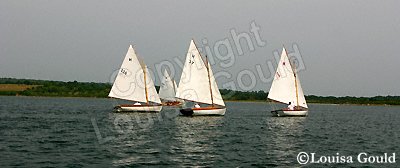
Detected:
left=271, top=109, right=308, bottom=117
left=114, top=104, right=162, bottom=112
left=193, top=107, right=226, bottom=116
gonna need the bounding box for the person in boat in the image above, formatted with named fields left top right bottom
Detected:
left=134, top=102, right=141, bottom=105
left=288, top=102, right=295, bottom=110
left=194, top=103, right=200, bottom=108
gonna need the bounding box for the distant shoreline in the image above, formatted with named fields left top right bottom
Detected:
left=1, top=78, right=399, bottom=106
left=1, top=95, right=399, bottom=106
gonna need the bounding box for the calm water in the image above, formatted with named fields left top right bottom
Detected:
left=1, top=96, right=399, bottom=167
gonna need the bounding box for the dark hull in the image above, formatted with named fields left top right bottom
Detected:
left=180, top=108, right=194, bottom=116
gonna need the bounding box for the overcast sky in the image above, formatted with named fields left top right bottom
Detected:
left=1, top=0, right=399, bottom=97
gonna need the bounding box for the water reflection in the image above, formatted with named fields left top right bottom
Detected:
left=3, top=97, right=400, bottom=167
left=108, top=112, right=164, bottom=167
left=266, top=116, right=306, bottom=166
left=172, top=116, right=223, bottom=166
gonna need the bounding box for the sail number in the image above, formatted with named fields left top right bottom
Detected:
left=189, top=54, right=195, bottom=64
left=120, top=69, right=128, bottom=75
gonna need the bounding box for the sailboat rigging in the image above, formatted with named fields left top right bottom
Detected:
left=176, top=39, right=226, bottom=116
left=268, top=47, right=308, bottom=117
left=158, top=69, right=183, bottom=106
left=108, top=45, right=162, bottom=112
left=205, top=55, right=214, bottom=107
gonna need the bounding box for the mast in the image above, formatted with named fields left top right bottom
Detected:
left=294, top=67, right=299, bottom=109
left=285, top=48, right=299, bottom=109
left=144, top=66, right=149, bottom=104
left=205, top=55, right=214, bottom=106
left=172, top=80, right=176, bottom=97
left=192, top=39, right=214, bottom=106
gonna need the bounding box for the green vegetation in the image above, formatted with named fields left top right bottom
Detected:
left=0, top=78, right=110, bottom=97
left=306, top=95, right=400, bottom=105
left=220, top=89, right=266, bottom=101
left=1, top=78, right=399, bottom=105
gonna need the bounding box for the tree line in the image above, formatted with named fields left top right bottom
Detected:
left=1, top=78, right=399, bottom=105
left=0, top=78, right=110, bottom=97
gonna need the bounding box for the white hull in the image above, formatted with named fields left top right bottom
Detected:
left=193, top=108, right=226, bottom=116
left=271, top=110, right=308, bottom=117
left=114, top=105, right=162, bottom=112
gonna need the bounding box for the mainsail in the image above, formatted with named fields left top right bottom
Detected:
left=159, top=69, right=177, bottom=101
left=176, top=40, right=225, bottom=107
left=267, top=47, right=307, bottom=108
left=108, top=45, right=161, bottom=104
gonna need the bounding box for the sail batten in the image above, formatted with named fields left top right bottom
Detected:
left=267, top=47, right=308, bottom=108
left=176, top=40, right=225, bottom=107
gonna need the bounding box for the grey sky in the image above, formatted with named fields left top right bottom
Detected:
left=1, top=0, right=399, bottom=97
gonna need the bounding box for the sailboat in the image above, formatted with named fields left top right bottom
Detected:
left=159, top=69, right=183, bottom=106
left=268, top=47, right=308, bottom=117
left=108, top=45, right=162, bottom=112
left=176, top=39, right=226, bottom=116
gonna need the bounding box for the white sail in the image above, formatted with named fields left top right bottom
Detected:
left=144, top=66, right=162, bottom=104
left=295, top=74, right=307, bottom=108
left=108, top=45, right=147, bottom=102
left=173, top=80, right=185, bottom=103
left=176, top=40, right=225, bottom=107
left=267, top=47, right=307, bottom=108
left=207, top=61, right=225, bottom=107
left=108, top=45, right=161, bottom=104
left=159, top=69, right=176, bottom=101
